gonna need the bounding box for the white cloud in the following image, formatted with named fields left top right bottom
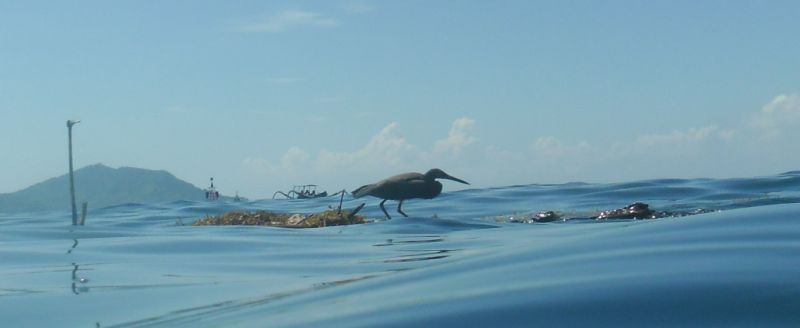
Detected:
left=531, top=136, right=593, bottom=159
left=750, top=94, right=800, bottom=137
left=532, top=136, right=566, bottom=156
left=718, top=129, right=736, bottom=140
left=281, top=146, right=311, bottom=167
left=316, top=122, right=417, bottom=170
left=242, top=146, right=310, bottom=176
left=344, top=3, right=375, bottom=14
left=434, top=117, right=477, bottom=155
left=237, top=10, right=340, bottom=33
left=762, top=94, right=800, bottom=115
left=636, top=126, right=733, bottom=147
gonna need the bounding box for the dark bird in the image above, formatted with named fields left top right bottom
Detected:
left=352, top=168, right=469, bottom=220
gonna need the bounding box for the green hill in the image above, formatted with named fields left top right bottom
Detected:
left=0, top=164, right=227, bottom=213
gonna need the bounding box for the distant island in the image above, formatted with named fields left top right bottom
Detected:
left=0, top=164, right=235, bottom=213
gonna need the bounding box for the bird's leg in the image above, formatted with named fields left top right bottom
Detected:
left=397, top=200, right=408, bottom=217
left=379, top=199, right=392, bottom=220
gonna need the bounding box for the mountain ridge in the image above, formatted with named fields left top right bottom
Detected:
left=0, top=164, right=228, bottom=213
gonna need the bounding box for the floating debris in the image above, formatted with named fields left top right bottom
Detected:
left=595, top=202, right=656, bottom=220
left=193, top=204, right=366, bottom=228
left=502, top=202, right=718, bottom=224
left=508, top=211, right=562, bottom=224
left=532, top=211, right=562, bottom=222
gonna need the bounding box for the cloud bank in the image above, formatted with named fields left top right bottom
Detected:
left=636, top=126, right=734, bottom=147
left=237, top=10, right=340, bottom=33
left=243, top=118, right=478, bottom=193
left=240, top=94, right=799, bottom=197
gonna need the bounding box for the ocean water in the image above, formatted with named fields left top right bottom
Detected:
left=2, top=172, right=800, bottom=327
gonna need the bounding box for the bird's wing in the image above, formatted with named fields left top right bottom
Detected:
left=387, top=172, right=426, bottom=183
left=352, top=173, right=426, bottom=199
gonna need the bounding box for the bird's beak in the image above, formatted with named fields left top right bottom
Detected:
left=444, top=173, right=469, bottom=185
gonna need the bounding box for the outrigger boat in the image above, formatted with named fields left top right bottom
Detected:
left=272, top=184, right=329, bottom=200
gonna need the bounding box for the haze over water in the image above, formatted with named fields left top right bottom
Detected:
left=1, top=172, right=799, bottom=327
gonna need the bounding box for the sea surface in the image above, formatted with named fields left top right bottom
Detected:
left=2, top=172, right=800, bottom=327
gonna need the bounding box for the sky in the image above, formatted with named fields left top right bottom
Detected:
left=1, top=0, right=799, bottom=199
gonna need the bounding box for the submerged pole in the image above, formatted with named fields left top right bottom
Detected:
left=67, top=120, right=80, bottom=226
left=80, top=201, right=88, bottom=226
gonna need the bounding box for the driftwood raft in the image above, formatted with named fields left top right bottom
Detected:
left=194, top=204, right=366, bottom=228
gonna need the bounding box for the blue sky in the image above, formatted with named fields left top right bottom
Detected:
left=1, top=1, right=799, bottom=198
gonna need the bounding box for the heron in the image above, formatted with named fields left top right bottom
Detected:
left=352, top=168, right=469, bottom=220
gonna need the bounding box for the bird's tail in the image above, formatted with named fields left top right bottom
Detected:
left=351, top=184, right=375, bottom=198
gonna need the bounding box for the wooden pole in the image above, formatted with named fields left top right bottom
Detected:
left=67, top=120, right=80, bottom=226
left=337, top=189, right=346, bottom=214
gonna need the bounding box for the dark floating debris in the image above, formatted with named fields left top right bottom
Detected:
left=533, top=211, right=561, bottom=222
left=595, top=202, right=656, bottom=220
left=194, top=205, right=367, bottom=228
left=532, top=211, right=561, bottom=223
left=591, top=202, right=716, bottom=220
left=506, top=202, right=717, bottom=224
left=509, top=211, right=562, bottom=224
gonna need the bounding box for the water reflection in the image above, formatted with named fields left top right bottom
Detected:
left=382, top=249, right=453, bottom=263
left=66, top=239, right=78, bottom=254
left=104, top=274, right=382, bottom=327
left=373, top=236, right=444, bottom=247
left=67, top=236, right=90, bottom=295
left=369, top=236, right=457, bottom=263
left=71, top=263, right=89, bottom=295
